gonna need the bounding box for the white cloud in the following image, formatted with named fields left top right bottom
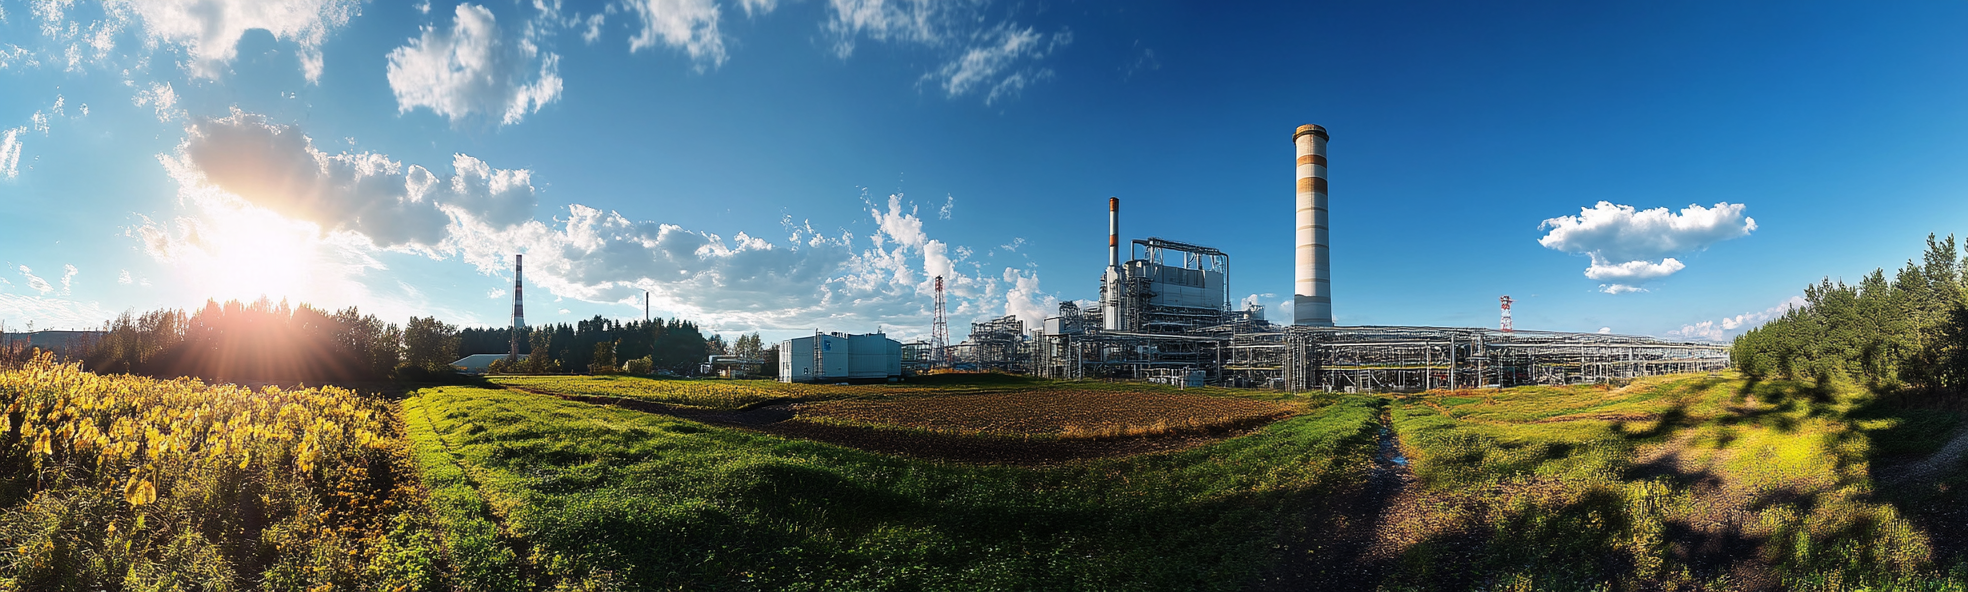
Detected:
left=118, top=270, right=132, bottom=285
left=825, top=0, right=941, bottom=55
left=32, top=0, right=74, bottom=38
left=0, top=127, right=22, bottom=179
left=923, top=23, right=1069, bottom=105
left=828, top=1, right=1070, bottom=104
left=1600, top=284, right=1647, bottom=295
left=488, top=288, right=506, bottom=299
left=18, top=266, right=52, bottom=295
left=1585, top=257, right=1683, bottom=283
left=116, top=0, right=360, bottom=81
left=1665, top=296, right=1806, bottom=342
left=1597, top=327, right=1612, bottom=334
left=939, top=194, right=954, bottom=220
left=1002, top=267, right=1054, bottom=330
left=581, top=13, right=605, bottom=43
left=0, top=293, right=117, bottom=331
left=1540, top=201, right=1755, bottom=293
left=164, top=110, right=536, bottom=251
left=132, top=82, right=178, bottom=122
left=623, top=0, right=732, bottom=67
left=387, top=4, right=564, bottom=126
left=1666, top=320, right=1723, bottom=342
left=59, top=264, right=76, bottom=294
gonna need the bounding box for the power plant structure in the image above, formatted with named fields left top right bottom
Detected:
left=1014, top=124, right=1728, bottom=392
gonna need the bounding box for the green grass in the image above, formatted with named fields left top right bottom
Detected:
left=402, top=383, right=1378, bottom=591
left=394, top=372, right=1968, bottom=590
left=1383, top=373, right=1967, bottom=591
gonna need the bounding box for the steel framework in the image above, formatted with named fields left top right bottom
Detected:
left=1039, top=321, right=1728, bottom=392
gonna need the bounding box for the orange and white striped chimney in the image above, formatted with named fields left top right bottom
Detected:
left=1294, top=124, right=1333, bottom=327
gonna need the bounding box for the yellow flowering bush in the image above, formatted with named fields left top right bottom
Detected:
left=0, top=352, right=440, bottom=591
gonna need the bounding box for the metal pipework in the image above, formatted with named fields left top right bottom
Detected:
left=1104, top=197, right=1124, bottom=331
left=1293, top=124, right=1333, bottom=327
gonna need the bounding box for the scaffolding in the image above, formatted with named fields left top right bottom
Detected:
left=965, top=315, right=1026, bottom=373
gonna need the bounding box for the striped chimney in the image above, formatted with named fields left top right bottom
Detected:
left=508, top=254, right=525, bottom=361
left=1294, top=124, right=1333, bottom=327
left=1102, top=197, right=1124, bottom=331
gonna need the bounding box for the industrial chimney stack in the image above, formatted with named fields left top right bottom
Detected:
left=508, top=254, right=525, bottom=362
left=1103, top=197, right=1123, bottom=331
left=1293, top=124, right=1333, bottom=327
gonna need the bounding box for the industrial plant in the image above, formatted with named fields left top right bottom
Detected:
left=916, top=124, right=1728, bottom=392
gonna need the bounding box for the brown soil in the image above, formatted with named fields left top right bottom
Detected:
left=512, top=386, right=1281, bottom=465
left=800, top=389, right=1293, bottom=436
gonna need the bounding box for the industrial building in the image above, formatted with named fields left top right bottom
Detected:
left=1014, top=123, right=1729, bottom=392
left=780, top=332, right=903, bottom=383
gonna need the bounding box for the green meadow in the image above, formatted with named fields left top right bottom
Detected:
left=392, top=373, right=1968, bottom=591
left=5, top=361, right=1963, bottom=591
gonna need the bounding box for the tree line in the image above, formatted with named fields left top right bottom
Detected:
left=1732, top=234, right=1968, bottom=392
left=4, top=297, right=771, bottom=382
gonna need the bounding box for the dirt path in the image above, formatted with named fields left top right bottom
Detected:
left=1251, top=403, right=1421, bottom=591
left=511, top=386, right=1263, bottom=465
left=1890, top=424, right=1968, bottom=485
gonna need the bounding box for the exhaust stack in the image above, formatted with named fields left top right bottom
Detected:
left=508, top=254, right=526, bottom=361
left=1108, top=197, right=1120, bottom=268
left=1294, top=124, right=1333, bottom=327
left=1103, top=197, right=1123, bottom=331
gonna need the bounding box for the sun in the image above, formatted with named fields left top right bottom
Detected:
left=168, top=202, right=335, bottom=305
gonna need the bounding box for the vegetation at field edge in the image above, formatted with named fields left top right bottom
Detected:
left=0, top=353, right=445, bottom=591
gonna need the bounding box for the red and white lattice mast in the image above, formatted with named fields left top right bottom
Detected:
left=1499, top=295, right=1514, bottom=333
left=930, top=276, right=949, bottom=367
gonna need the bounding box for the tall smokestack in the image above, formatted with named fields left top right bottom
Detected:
left=509, top=254, right=525, bottom=361
left=1108, top=197, right=1120, bottom=268
left=1294, top=124, right=1333, bottom=327
left=1103, top=197, right=1124, bottom=331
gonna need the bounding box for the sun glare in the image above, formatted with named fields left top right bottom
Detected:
left=171, top=203, right=336, bottom=304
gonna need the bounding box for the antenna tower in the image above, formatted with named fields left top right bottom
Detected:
left=509, top=254, right=526, bottom=361
left=1499, top=295, right=1514, bottom=333
left=930, top=276, right=949, bottom=367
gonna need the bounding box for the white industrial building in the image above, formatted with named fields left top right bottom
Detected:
left=779, top=332, right=902, bottom=382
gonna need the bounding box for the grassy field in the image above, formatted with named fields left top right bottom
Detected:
left=5, top=360, right=1966, bottom=590
left=408, top=373, right=1968, bottom=591
left=402, top=380, right=1377, bottom=590
left=1370, top=375, right=1968, bottom=591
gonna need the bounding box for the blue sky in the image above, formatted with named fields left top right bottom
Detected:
left=3, top=1, right=1967, bottom=344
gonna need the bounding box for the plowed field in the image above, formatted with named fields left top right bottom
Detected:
left=798, top=389, right=1296, bottom=438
